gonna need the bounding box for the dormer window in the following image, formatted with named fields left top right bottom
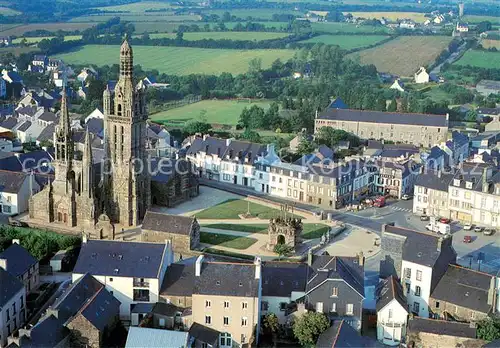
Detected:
left=466, top=181, right=472, bottom=189
left=453, top=179, right=460, bottom=187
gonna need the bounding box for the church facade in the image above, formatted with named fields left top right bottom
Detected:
left=29, top=39, right=151, bottom=233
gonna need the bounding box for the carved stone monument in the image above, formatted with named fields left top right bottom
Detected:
left=267, top=216, right=302, bottom=251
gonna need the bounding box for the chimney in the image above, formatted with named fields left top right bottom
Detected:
left=254, top=257, right=262, bottom=280
left=226, top=138, right=232, bottom=146
left=12, top=239, right=20, bottom=245
left=195, top=255, right=204, bottom=277
left=203, top=134, right=209, bottom=141
left=82, top=233, right=88, bottom=244
left=437, top=236, right=443, bottom=252
left=437, top=169, right=442, bottom=178
left=358, top=252, right=365, bottom=266
left=483, top=167, right=490, bottom=193
left=45, top=308, right=59, bottom=319
left=307, top=248, right=313, bottom=266
left=0, top=258, right=6, bottom=271
left=488, top=276, right=496, bottom=307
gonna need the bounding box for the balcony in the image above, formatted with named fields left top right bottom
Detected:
left=133, top=278, right=150, bottom=288
left=133, top=289, right=150, bottom=302
left=379, top=321, right=405, bottom=328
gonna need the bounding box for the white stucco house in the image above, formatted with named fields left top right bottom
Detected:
left=0, top=171, right=40, bottom=215
left=414, top=67, right=430, bottom=84
left=376, top=276, right=408, bottom=346
left=72, top=239, right=173, bottom=319
left=0, top=268, right=26, bottom=347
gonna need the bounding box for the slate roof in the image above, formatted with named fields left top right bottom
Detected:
left=0, top=170, right=27, bottom=193
left=431, top=264, right=493, bottom=314
left=79, top=286, right=121, bottom=330
left=294, top=145, right=335, bottom=166
left=317, top=320, right=380, bottom=347
left=131, top=303, right=154, bottom=314
left=407, top=317, right=476, bottom=338
left=382, top=225, right=456, bottom=267
left=318, top=108, right=448, bottom=127
left=17, top=121, right=31, bottom=132
left=86, top=118, right=104, bottom=136
left=0, top=242, right=37, bottom=277
left=20, top=314, right=70, bottom=348
left=187, top=137, right=266, bottom=164
left=150, top=157, right=192, bottom=183
left=414, top=170, right=454, bottom=192
left=328, top=97, right=348, bottom=110
left=38, top=111, right=57, bottom=123
left=37, top=123, right=55, bottom=143
left=73, top=240, right=166, bottom=279
left=152, top=302, right=180, bottom=317
left=160, top=263, right=195, bottom=296
left=142, top=211, right=195, bottom=235
left=0, top=267, right=24, bottom=307
left=194, top=261, right=259, bottom=297
left=4, top=71, right=22, bottom=83
left=262, top=262, right=308, bottom=297
left=126, top=327, right=188, bottom=348
left=306, top=255, right=364, bottom=297
left=188, top=323, right=221, bottom=346
left=427, top=146, right=447, bottom=160
left=452, top=130, right=469, bottom=147
left=477, top=108, right=500, bottom=116
left=376, top=275, right=407, bottom=312
left=0, top=117, right=18, bottom=130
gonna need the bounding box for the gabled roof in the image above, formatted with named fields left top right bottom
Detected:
left=376, top=275, right=407, bottom=312
left=85, top=118, right=104, bottom=136
left=20, top=314, right=70, bottom=348
left=194, top=261, right=259, bottom=297
left=38, top=111, right=57, bottom=123
left=0, top=170, right=27, bottom=193
left=17, top=120, right=32, bottom=132
left=0, top=242, right=37, bottom=277
left=427, top=146, right=447, bottom=160
left=318, top=108, right=448, bottom=127
left=73, top=240, right=166, bottom=279
left=431, top=264, right=493, bottom=314
left=0, top=117, right=18, bottom=130
left=317, top=320, right=380, bottom=347
left=79, top=285, right=120, bottom=330
left=414, top=170, right=454, bottom=192
left=382, top=225, right=456, bottom=268
left=142, top=211, right=195, bottom=235
left=125, top=327, right=188, bottom=348
left=188, top=323, right=220, bottom=346
left=0, top=267, right=24, bottom=307
left=328, top=97, right=348, bottom=110
left=451, top=130, right=469, bottom=148
left=407, top=317, right=476, bottom=338
left=187, top=136, right=266, bottom=164
left=306, top=255, right=364, bottom=297
left=262, top=262, right=308, bottom=297
left=37, top=124, right=55, bottom=143
left=160, top=263, right=195, bottom=296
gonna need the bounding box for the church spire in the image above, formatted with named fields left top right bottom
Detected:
left=120, top=36, right=133, bottom=78
left=82, top=129, right=93, bottom=197
left=54, top=88, right=73, bottom=163
left=58, top=88, right=70, bottom=136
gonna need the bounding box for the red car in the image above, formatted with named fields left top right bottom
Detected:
left=439, top=218, right=451, bottom=224
left=463, top=235, right=473, bottom=243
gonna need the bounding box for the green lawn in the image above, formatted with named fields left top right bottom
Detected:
left=463, top=15, right=500, bottom=24
left=203, top=248, right=254, bottom=260
left=54, top=45, right=295, bottom=75
left=202, top=222, right=330, bottom=239
left=150, top=99, right=271, bottom=126
left=454, top=49, right=500, bottom=69
left=300, top=34, right=388, bottom=49
left=200, top=232, right=257, bottom=249
left=195, top=199, right=300, bottom=220
left=311, top=22, right=390, bottom=34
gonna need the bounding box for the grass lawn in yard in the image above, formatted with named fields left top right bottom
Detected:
left=195, top=199, right=300, bottom=220
left=202, top=222, right=330, bottom=239
left=54, top=45, right=296, bottom=75
left=200, top=232, right=257, bottom=249
left=346, top=11, right=428, bottom=23
left=300, top=34, right=389, bottom=50
left=150, top=99, right=271, bottom=126
left=348, top=36, right=452, bottom=76
left=454, top=49, right=500, bottom=69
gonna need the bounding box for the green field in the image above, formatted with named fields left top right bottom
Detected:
left=12, top=35, right=82, bottom=44
left=203, top=9, right=301, bottom=20
left=0, top=23, right=96, bottom=36
left=195, top=199, right=300, bottom=220
left=300, top=34, right=389, bottom=49
left=132, top=21, right=289, bottom=34
left=347, top=11, right=428, bottom=23
left=349, top=35, right=452, bottom=76
left=311, top=22, right=390, bottom=34
left=140, top=31, right=289, bottom=41
left=202, top=222, right=330, bottom=239
left=200, top=232, right=257, bottom=249
left=454, top=49, right=500, bottom=69
left=94, top=1, right=178, bottom=12
left=54, top=45, right=295, bottom=75
left=0, top=6, right=20, bottom=16
left=151, top=100, right=271, bottom=126
left=0, top=46, right=39, bottom=55
left=69, top=14, right=200, bottom=23
left=463, top=15, right=500, bottom=24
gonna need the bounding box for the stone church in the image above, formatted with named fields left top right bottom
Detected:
left=29, top=39, right=152, bottom=233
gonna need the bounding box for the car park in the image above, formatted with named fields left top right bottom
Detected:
left=484, top=228, right=495, bottom=236
left=474, top=226, right=484, bottom=233
left=401, top=194, right=412, bottom=200
left=420, top=215, right=430, bottom=221
left=439, top=218, right=451, bottom=224
left=463, top=223, right=473, bottom=231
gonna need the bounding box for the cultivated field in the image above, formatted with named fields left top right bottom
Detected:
left=463, top=15, right=500, bottom=24
left=12, top=35, right=82, bottom=44
left=349, top=36, right=452, bottom=76
left=93, top=1, right=178, bottom=12
left=54, top=45, right=296, bottom=75
left=69, top=14, right=200, bottom=23
left=140, top=31, right=289, bottom=41
left=0, top=46, right=39, bottom=55
left=301, top=34, right=389, bottom=49
left=150, top=99, right=271, bottom=126
left=203, top=9, right=301, bottom=20
left=0, top=6, right=20, bottom=15
left=454, top=50, right=500, bottom=69
left=346, top=11, right=428, bottom=23
left=132, top=21, right=289, bottom=33
left=0, top=23, right=95, bottom=36
left=480, top=39, right=500, bottom=50
left=311, top=22, right=390, bottom=34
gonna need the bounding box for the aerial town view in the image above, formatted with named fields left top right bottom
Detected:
left=0, top=0, right=499, bottom=346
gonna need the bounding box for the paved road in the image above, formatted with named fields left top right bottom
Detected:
left=431, top=41, right=468, bottom=75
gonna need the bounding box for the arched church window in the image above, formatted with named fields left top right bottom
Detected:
left=117, top=104, right=122, bottom=116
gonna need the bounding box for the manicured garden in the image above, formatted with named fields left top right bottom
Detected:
left=195, top=199, right=301, bottom=220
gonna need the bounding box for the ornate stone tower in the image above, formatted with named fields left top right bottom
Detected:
left=267, top=216, right=302, bottom=251
left=103, top=38, right=150, bottom=226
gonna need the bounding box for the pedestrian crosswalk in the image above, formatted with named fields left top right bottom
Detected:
left=390, top=206, right=412, bottom=213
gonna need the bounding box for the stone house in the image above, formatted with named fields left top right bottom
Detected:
left=317, top=319, right=378, bottom=347
left=0, top=240, right=39, bottom=293
left=413, top=170, right=454, bottom=218
left=141, top=211, right=200, bottom=257
left=188, top=322, right=221, bottom=348
left=160, top=263, right=194, bottom=309
left=373, top=159, right=420, bottom=199
left=314, top=108, right=448, bottom=147
left=379, top=224, right=457, bottom=318
left=429, top=264, right=495, bottom=322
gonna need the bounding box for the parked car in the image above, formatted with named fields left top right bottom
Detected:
left=474, top=226, right=484, bottom=233
left=484, top=228, right=495, bottom=236
left=439, top=218, right=451, bottom=224
left=420, top=215, right=430, bottom=221
left=401, top=194, right=412, bottom=200
left=463, top=235, right=473, bottom=243
left=464, top=223, right=473, bottom=231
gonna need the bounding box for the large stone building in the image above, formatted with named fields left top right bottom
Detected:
left=314, top=108, right=449, bottom=147
left=29, top=39, right=151, bottom=232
